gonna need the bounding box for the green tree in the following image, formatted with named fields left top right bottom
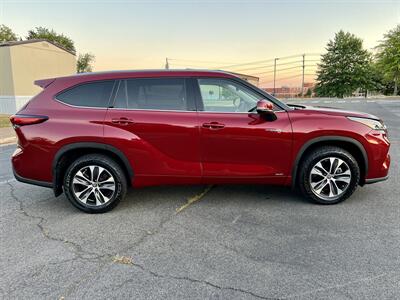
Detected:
left=305, top=88, right=313, bottom=97
left=375, top=25, right=400, bottom=95
left=0, top=24, right=18, bottom=42
left=315, top=31, right=374, bottom=98
left=77, top=53, right=95, bottom=73
left=26, top=27, right=75, bottom=54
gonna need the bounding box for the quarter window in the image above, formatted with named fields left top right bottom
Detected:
left=113, top=78, right=187, bottom=111
left=198, top=78, right=266, bottom=112
left=56, top=81, right=115, bottom=108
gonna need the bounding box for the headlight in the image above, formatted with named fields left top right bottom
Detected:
left=347, top=116, right=387, bottom=131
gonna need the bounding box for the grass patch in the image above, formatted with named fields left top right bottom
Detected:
left=176, top=185, right=214, bottom=213
left=112, top=255, right=133, bottom=265
left=0, top=115, right=11, bottom=128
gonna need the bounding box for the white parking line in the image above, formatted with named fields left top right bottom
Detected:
left=351, top=100, right=361, bottom=103
left=311, top=101, right=319, bottom=103
left=324, top=101, right=332, bottom=103
left=338, top=100, right=345, bottom=103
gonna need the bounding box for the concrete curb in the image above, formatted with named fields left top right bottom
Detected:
left=0, top=136, right=16, bottom=145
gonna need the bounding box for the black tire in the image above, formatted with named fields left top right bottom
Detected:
left=298, top=146, right=360, bottom=204
left=63, top=154, right=127, bottom=213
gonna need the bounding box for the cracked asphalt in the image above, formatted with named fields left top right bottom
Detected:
left=1, top=99, right=399, bottom=299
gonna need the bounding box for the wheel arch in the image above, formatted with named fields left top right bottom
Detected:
left=52, top=142, right=134, bottom=196
left=291, top=136, right=368, bottom=189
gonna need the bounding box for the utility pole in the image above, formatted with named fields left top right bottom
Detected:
left=165, top=57, right=169, bottom=69
left=301, top=54, right=305, bottom=97
left=273, top=57, right=279, bottom=96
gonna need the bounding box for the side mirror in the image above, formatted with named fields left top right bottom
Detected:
left=256, top=100, right=277, bottom=121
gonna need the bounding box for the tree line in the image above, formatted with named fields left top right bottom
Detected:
left=315, top=26, right=399, bottom=97
left=0, top=25, right=94, bottom=73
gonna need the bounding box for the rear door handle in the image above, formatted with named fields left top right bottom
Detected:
left=112, top=117, right=134, bottom=125
left=202, top=122, right=225, bottom=130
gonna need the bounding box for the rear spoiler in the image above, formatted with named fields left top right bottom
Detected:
left=34, top=78, right=56, bottom=88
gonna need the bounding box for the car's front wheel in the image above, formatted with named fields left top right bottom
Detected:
left=299, top=146, right=360, bottom=204
left=63, top=154, right=127, bottom=213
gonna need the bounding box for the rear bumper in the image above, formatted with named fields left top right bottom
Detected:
left=12, top=144, right=54, bottom=186
left=13, top=167, right=53, bottom=188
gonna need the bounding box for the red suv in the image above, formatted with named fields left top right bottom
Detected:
left=10, top=70, right=390, bottom=213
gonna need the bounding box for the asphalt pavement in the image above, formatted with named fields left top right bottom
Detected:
left=0, top=145, right=14, bottom=182
left=0, top=98, right=399, bottom=299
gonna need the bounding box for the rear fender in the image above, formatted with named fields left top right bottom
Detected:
left=52, top=142, right=133, bottom=196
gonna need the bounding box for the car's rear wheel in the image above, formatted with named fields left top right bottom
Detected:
left=299, top=146, right=360, bottom=204
left=63, top=154, right=127, bottom=213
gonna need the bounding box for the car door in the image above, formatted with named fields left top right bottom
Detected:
left=194, top=77, right=293, bottom=184
left=104, top=77, right=201, bottom=187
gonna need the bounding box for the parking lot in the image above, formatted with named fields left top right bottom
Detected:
left=1, top=98, right=399, bottom=299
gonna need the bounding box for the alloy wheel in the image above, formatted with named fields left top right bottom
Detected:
left=309, top=157, right=352, bottom=201
left=72, top=165, right=116, bottom=206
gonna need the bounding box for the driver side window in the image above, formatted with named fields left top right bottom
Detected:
left=198, top=78, right=261, bottom=113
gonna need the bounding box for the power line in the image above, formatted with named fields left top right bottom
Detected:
left=168, top=58, right=236, bottom=65
left=169, top=61, right=318, bottom=74
left=232, top=60, right=303, bottom=72
left=256, top=68, right=313, bottom=79
left=168, top=54, right=321, bottom=71
left=260, top=72, right=317, bottom=81
left=168, top=63, right=217, bottom=68
left=253, top=65, right=301, bottom=75
left=259, top=74, right=303, bottom=85
left=217, top=53, right=320, bottom=69
left=166, top=53, right=322, bottom=88
left=169, top=53, right=322, bottom=70
left=217, top=58, right=275, bottom=69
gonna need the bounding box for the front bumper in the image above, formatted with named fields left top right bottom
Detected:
left=364, top=131, right=391, bottom=182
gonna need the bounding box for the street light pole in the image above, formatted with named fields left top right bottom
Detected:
left=301, top=54, right=305, bottom=97
left=273, top=57, right=279, bottom=96
left=165, top=57, right=169, bottom=69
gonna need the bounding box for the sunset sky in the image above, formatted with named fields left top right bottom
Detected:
left=1, top=0, right=399, bottom=87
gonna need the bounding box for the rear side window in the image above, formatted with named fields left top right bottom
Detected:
left=113, top=78, right=187, bottom=110
left=56, top=81, right=115, bottom=108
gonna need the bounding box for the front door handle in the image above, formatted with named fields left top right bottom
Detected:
left=112, top=117, right=134, bottom=125
left=202, top=122, right=225, bottom=130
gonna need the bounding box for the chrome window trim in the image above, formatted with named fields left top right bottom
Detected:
left=195, top=109, right=287, bottom=114
left=54, top=98, right=196, bottom=112
left=196, top=107, right=285, bottom=114
left=107, top=107, right=286, bottom=114
left=54, top=98, right=110, bottom=110
left=108, top=107, right=196, bottom=113
left=53, top=102, right=286, bottom=114
left=52, top=76, right=288, bottom=114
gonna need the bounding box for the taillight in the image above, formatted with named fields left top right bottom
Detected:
left=9, top=114, right=48, bottom=127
